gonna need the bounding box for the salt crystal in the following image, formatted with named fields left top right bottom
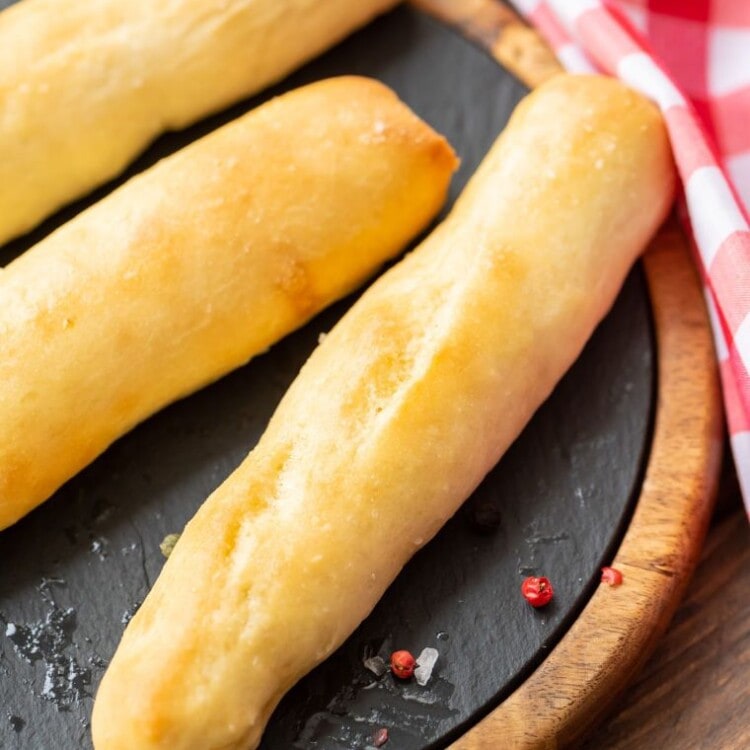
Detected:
left=363, top=655, right=387, bottom=678
left=414, top=647, right=439, bottom=686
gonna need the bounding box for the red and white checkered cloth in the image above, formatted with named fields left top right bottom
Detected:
left=513, top=0, right=750, bottom=515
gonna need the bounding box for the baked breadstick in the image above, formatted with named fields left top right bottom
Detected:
left=0, top=76, right=457, bottom=531
left=92, top=74, right=675, bottom=750
left=0, top=0, right=399, bottom=244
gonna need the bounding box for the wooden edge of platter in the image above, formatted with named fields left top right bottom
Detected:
left=409, top=1, right=724, bottom=747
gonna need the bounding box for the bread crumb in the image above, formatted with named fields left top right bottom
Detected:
left=160, top=533, right=181, bottom=559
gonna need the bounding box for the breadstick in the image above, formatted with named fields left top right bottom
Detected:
left=92, top=74, right=675, bottom=750
left=0, top=0, right=399, bottom=244
left=0, top=76, right=457, bottom=531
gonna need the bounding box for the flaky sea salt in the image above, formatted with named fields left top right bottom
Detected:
left=414, top=647, right=439, bottom=686
left=363, top=655, right=388, bottom=678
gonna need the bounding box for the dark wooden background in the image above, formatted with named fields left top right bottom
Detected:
left=584, top=457, right=750, bottom=750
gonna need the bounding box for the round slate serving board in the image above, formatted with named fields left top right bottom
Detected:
left=0, top=3, right=720, bottom=750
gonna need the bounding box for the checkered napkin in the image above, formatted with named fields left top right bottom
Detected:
left=513, top=0, right=750, bottom=515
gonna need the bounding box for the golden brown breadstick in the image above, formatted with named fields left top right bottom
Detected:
left=0, top=76, right=457, bottom=531
left=92, top=74, right=675, bottom=750
left=0, top=0, right=399, bottom=244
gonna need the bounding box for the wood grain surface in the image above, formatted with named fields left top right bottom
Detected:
left=411, top=0, right=561, bottom=88
left=584, top=498, right=750, bottom=750
left=411, top=1, right=726, bottom=748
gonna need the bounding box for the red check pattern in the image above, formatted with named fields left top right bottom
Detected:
left=513, top=0, right=750, bottom=515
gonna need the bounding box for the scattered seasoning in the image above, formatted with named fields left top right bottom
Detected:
left=390, top=650, right=416, bottom=679
left=90, top=537, right=108, bottom=561
left=601, top=566, right=623, bottom=586
left=521, top=576, right=554, bottom=608
left=414, top=647, right=439, bottom=686
left=372, top=727, right=389, bottom=747
left=159, top=533, right=181, bottom=559
left=363, top=655, right=388, bottom=678
left=469, top=499, right=503, bottom=532
left=8, top=715, right=25, bottom=733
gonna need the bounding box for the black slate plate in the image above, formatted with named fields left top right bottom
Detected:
left=0, top=5, right=654, bottom=749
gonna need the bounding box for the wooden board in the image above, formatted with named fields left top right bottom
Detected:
left=0, top=2, right=721, bottom=749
